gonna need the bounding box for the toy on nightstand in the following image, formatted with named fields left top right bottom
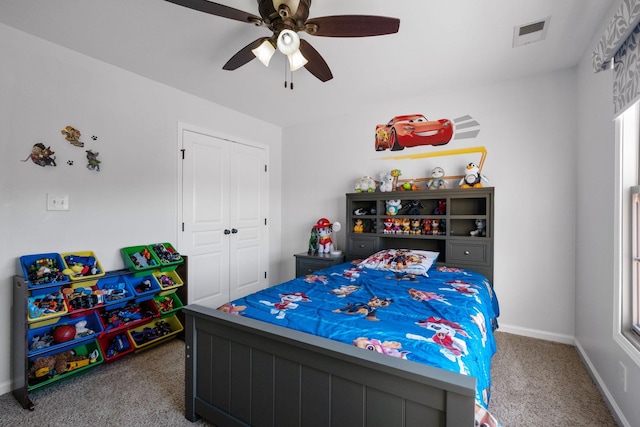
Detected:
left=427, top=167, right=447, bottom=189
left=379, top=171, right=394, bottom=192
left=314, top=218, right=334, bottom=254
left=459, top=162, right=488, bottom=188
left=353, top=219, right=364, bottom=233
left=386, top=199, right=402, bottom=215
left=355, top=176, right=376, bottom=193
left=308, top=227, right=318, bottom=254
left=470, top=219, right=486, bottom=236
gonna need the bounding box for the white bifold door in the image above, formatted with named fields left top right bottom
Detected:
left=179, top=127, right=268, bottom=308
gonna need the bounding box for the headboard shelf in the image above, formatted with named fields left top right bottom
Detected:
left=346, top=187, right=494, bottom=282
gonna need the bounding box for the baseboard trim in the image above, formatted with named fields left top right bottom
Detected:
left=497, top=323, right=574, bottom=344
left=574, top=339, right=631, bottom=427
left=0, top=379, right=12, bottom=398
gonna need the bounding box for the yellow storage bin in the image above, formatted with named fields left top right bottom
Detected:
left=127, top=314, right=183, bottom=351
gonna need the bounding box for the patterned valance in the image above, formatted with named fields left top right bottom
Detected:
left=593, top=0, right=640, bottom=115
left=593, top=0, right=640, bottom=72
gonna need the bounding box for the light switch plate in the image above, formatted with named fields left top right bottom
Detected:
left=47, top=194, right=69, bottom=211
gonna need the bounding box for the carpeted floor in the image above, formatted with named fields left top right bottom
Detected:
left=0, top=332, right=618, bottom=426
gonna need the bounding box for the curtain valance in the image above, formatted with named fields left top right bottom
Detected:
left=593, top=0, right=640, bottom=72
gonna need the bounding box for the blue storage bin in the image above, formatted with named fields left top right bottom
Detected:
left=28, top=311, right=104, bottom=357
left=124, top=274, right=161, bottom=302
left=96, top=276, right=134, bottom=306
left=20, top=253, right=70, bottom=289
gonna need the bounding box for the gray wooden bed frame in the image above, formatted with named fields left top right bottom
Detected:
left=184, top=304, right=477, bottom=427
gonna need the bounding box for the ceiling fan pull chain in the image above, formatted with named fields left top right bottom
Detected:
left=290, top=69, right=294, bottom=90
left=284, top=56, right=288, bottom=88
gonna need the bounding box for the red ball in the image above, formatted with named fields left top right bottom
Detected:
left=53, top=325, right=76, bottom=343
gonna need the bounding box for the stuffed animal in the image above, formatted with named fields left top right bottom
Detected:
left=402, top=218, right=411, bottom=234
left=410, top=219, right=421, bottom=235
left=427, top=166, right=446, bottom=189
left=403, top=200, right=424, bottom=215
left=383, top=218, right=394, bottom=234
left=353, top=219, right=364, bottom=233
left=314, top=218, right=334, bottom=254
left=459, top=162, right=489, bottom=188
left=470, top=219, right=486, bottom=236
left=308, top=226, right=318, bottom=254
left=355, top=176, right=376, bottom=193
left=379, top=172, right=394, bottom=192
left=385, top=199, right=402, bottom=215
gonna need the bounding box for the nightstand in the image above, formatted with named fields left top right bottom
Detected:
left=294, top=252, right=346, bottom=277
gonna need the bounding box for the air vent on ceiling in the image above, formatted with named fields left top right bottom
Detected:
left=513, top=16, right=551, bottom=47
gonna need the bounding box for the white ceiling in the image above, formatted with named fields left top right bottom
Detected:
left=0, top=0, right=614, bottom=128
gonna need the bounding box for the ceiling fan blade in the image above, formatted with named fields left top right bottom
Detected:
left=299, top=39, right=333, bottom=82
left=223, top=38, right=268, bottom=70
left=164, top=0, right=261, bottom=24
left=306, top=15, right=400, bottom=37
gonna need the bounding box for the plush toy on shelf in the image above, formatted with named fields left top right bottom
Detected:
left=385, top=199, right=402, bottom=215
left=379, top=171, right=394, bottom=192
left=353, top=218, right=364, bottom=233
left=470, top=219, right=486, bottom=236
left=390, top=169, right=402, bottom=190
left=355, top=176, right=376, bottom=193
left=459, top=162, right=489, bottom=188
left=427, top=166, right=446, bottom=190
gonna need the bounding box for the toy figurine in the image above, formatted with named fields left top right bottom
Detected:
left=383, top=218, right=394, bottom=234
left=427, top=166, right=446, bottom=189
left=459, top=162, right=488, bottom=188
left=421, top=219, right=431, bottom=235
left=308, top=227, right=318, bottom=254
left=390, top=169, right=402, bottom=190
left=434, top=199, right=446, bottom=215
left=410, top=219, right=421, bottom=235
left=355, top=176, right=376, bottom=193
left=392, top=218, right=402, bottom=234
left=314, top=218, right=334, bottom=254
left=353, top=218, right=364, bottom=233
left=379, top=171, right=394, bottom=192
left=386, top=199, right=402, bottom=215
left=470, top=219, right=486, bottom=236
left=403, top=200, right=424, bottom=216
left=431, top=219, right=441, bottom=235
left=401, top=218, right=411, bottom=234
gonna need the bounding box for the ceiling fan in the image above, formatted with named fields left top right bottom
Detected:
left=165, top=0, right=400, bottom=84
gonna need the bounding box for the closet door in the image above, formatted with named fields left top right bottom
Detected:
left=229, top=142, right=268, bottom=301
left=180, top=128, right=269, bottom=308
left=181, top=129, right=231, bottom=308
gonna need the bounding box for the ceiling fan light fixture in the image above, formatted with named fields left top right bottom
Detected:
left=251, top=39, right=276, bottom=67
left=287, top=49, right=308, bottom=71
left=277, top=29, right=300, bottom=55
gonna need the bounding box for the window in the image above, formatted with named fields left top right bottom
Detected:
left=617, top=101, right=640, bottom=355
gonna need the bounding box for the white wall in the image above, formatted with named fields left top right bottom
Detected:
left=0, top=23, right=283, bottom=395
left=575, top=1, right=640, bottom=425
left=282, top=69, right=578, bottom=342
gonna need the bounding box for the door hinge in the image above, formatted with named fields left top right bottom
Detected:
left=181, top=148, right=185, bottom=160
left=181, top=222, right=184, bottom=232
left=264, top=164, right=267, bottom=172
left=264, top=271, right=267, bottom=279
left=264, top=218, right=267, bottom=226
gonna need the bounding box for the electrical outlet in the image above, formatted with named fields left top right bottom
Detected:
left=47, top=194, right=69, bottom=211
left=619, top=361, right=628, bottom=393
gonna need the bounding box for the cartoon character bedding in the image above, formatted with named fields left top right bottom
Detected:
left=218, top=249, right=502, bottom=427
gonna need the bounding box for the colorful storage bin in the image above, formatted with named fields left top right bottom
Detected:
left=62, top=284, right=103, bottom=313
left=61, top=251, right=105, bottom=286
left=97, top=332, right=134, bottom=363
left=99, top=299, right=159, bottom=334
left=96, top=276, right=134, bottom=306
left=153, top=269, right=183, bottom=294
left=27, top=287, right=68, bottom=323
left=153, top=292, right=183, bottom=317
left=28, top=311, right=104, bottom=357
left=27, top=341, right=103, bottom=390
left=121, top=245, right=162, bottom=275
left=149, top=242, right=183, bottom=271
left=124, top=273, right=161, bottom=301
left=20, top=253, right=70, bottom=288
left=127, top=314, right=183, bottom=351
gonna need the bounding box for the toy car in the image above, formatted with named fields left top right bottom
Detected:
left=375, top=114, right=453, bottom=151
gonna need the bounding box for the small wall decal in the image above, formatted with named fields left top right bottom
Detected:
left=61, top=126, right=84, bottom=147
left=86, top=150, right=100, bottom=171
left=21, top=143, right=57, bottom=167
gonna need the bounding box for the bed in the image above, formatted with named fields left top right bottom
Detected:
left=184, top=248, right=501, bottom=426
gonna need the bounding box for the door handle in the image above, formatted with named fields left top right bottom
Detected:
left=231, top=228, right=238, bottom=234
left=224, top=229, right=231, bottom=235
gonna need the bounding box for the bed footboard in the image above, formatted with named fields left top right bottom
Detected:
left=184, top=304, right=476, bottom=427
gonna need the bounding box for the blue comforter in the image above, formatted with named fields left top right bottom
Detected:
left=220, top=261, right=500, bottom=410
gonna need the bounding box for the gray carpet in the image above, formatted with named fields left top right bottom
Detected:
left=0, top=332, right=618, bottom=426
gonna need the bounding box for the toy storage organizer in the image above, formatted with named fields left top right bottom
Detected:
left=12, top=248, right=185, bottom=410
